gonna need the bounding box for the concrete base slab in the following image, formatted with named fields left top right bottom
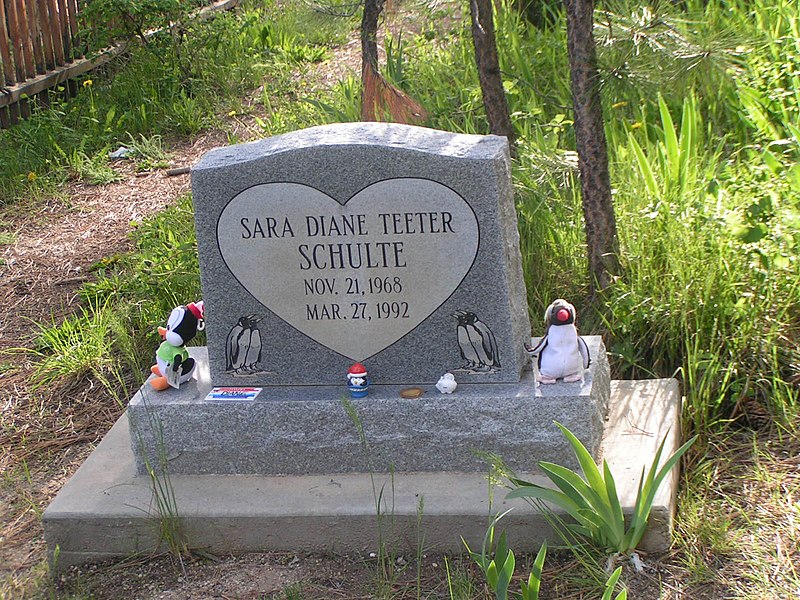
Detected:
left=43, top=379, right=681, bottom=569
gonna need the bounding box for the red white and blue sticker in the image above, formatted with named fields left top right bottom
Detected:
left=205, top=387, right=262, bottom=401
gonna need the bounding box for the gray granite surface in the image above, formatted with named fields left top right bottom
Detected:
left=128, top=339, right=609, bottom=475
left=191, top=123, right=530, bottom=386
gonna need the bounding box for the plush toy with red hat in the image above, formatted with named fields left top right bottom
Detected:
left=150, top=301, right=205, bottom=391
left=525, top=299, right=590, bottom=384
left=347, top=363, right=369, bottom=398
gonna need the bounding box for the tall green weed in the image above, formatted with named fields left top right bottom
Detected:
left=606, top=93, right=799, bottom=429
left=378, top=0, right=800, bottom=430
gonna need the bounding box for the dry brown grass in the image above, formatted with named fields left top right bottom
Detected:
left=663, top=427, right=800, bottom=598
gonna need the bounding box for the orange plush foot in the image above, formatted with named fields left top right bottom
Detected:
left=151, top=365, right=163, bottom=376
left=150, top=376, right=169, bottom=391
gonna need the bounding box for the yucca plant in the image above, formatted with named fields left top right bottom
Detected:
left=602, top=566, right=627, bottom=600
left=463, top=511, right=548, bottom=600
left=507, top=422, right=697, bottom=554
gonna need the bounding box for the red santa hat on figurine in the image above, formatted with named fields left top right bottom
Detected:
left=348, top=363, right=367, bottom=381
left=186, top=301, right=205, bottom=321
left=347, top=363, right=369, bottom=397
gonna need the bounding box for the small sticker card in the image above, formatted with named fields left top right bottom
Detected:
left=205, top=386, right=262, bottom=401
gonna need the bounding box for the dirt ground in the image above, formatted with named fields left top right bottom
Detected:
left=0, top=10, right=419, bottom=598
left=0, top=130, right=221, bottom=592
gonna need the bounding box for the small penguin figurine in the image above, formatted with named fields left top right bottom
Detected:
left=150, top=301, right=205, bottom=391
left=453, top=310, right=500, bottom=373
left=526, top=299, right=590, bottom=384
left=225, top=314, right=263, bottom=374
left=347, top=363, right=369, bottom=398
left=436, top=372, right=458, bottom=394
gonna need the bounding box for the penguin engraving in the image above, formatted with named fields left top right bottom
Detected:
left=453, top=310, right=500, bottom=374
left=526, top=299, right=590, bottom=384
left=225, top=315, right=264, bottom=375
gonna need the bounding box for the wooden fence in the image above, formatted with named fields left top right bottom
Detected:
left=1, top=0, right=81, bottom=127
left=0, top=0, right=240, bottom=128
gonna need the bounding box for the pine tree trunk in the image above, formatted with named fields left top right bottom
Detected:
left=469, top=0, right=515, bottom=141
left=564, top=0, right=620, bottom=291
left=360, top=0, right=427, bottom=123
left=361, top=0, right=384, bottom=74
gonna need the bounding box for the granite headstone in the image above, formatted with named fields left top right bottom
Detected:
left=127, top=123, right=610, bottom=476
left=191, top=123, right=531, bottom=386
left=45, top=125, right=648, bottom=570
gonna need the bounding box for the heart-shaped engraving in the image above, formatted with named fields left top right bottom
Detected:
left=217, top=178, right=479, bottom=361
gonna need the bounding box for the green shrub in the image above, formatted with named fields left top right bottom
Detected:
left=507, top=423, right=697, bottom=554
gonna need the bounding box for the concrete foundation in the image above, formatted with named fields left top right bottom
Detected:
left=44, top=379, right=682, bottom=568
left=127, top=340, right=609, bottom=475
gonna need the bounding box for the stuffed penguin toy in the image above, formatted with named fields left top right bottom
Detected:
left=526, top=299, right=590, bottom=384
left=150, top=301, right=205, bottom=390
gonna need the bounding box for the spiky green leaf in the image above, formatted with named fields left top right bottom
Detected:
left=506, top=485, right=584, bottom=523
left=629, top=434, right=697, bottom=548
left=521, top=541, right=547, bottom=600
left=658, top=94, right=680, bottom=185
left=497, top=548, right=515, bottom=600
left=486, top=561, right=498, bottom=589
left=603, top=460, right=625, bottom=543
left=678, top=94, right=698, bottom=191
left=602, top=566, right=624, bottom=600
left=538, top=462, right=620, bottom=538
left=554, top=423, right=607, bottom=496
left=537, top=462, right=595, bottom=506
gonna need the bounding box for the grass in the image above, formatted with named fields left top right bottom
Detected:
left=125, top=133, right=172, bottom=171
left=2, top=0, right=799, bottom=597
left=26, top=300, right=118, bottom=389
left=674, top=431, right=800, bottom=596
left=445, top=556, right=480, bottom=599
left=356, top=0, right=800, bottom=435
left=12, top=193, right=204, bottom=398
left=342, top=397, right=405, bottom=596
left=129, top=396, right=190, bottom=562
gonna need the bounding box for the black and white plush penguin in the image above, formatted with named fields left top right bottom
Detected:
left=225, top=314, right=262, bottom=374
left=454, top=310, right=500, bottom=373
left=526, top=299, right=590, bottom=384
left=151, top=301, right=205, bottom=390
